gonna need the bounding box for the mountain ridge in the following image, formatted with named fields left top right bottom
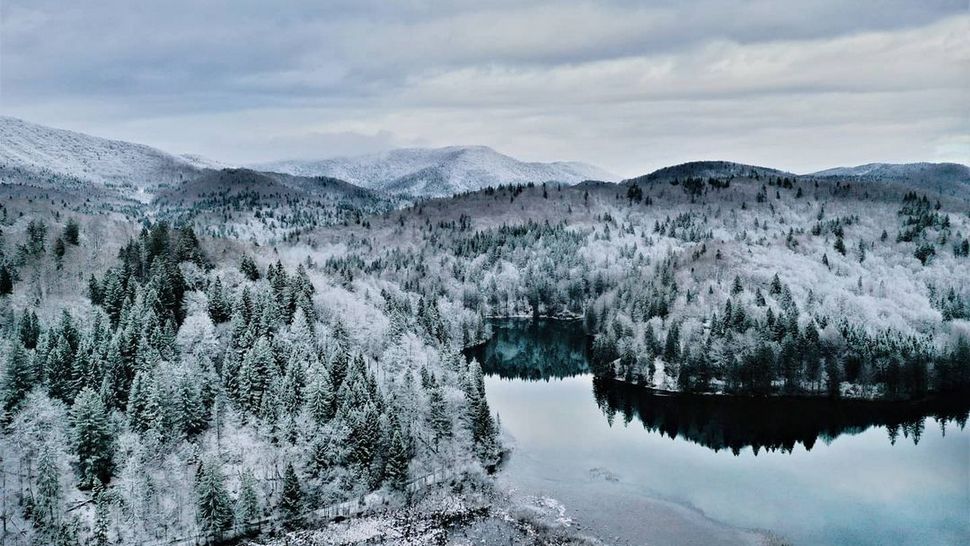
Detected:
left=252, top=145, right=617, bottom=197
left=3, top=117, right=967, bottom=200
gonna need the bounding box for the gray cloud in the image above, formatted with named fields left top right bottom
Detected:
left=1, top=0, right=967, bottom=174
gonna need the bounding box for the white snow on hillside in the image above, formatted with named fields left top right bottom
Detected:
left=812, top=162, right=970, bottom=182
left=0, top=116, right=206, bottom=197
left=254, top=145, right=616, bottom=197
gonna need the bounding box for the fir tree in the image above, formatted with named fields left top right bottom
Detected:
left=236, top=468, right=261, bottom=525
left=385, top=429, right=410, bottom=491
left=240, top=255, right=260, bottom=281
left=195, top=459, right=234, bottom=535
left=0, top=265, right=12, bottom=295
left=834, top=235, right=846, bottom=256
left=207, top=277, right=231, bottom=324
left=91, top=482, right=110, bottom=546
left=35, top=445, right=63, bottom=532
left=731, top=275, right=744, bottom=295
left=63, top=219, right=80, bottom=246
left=427, top=382, right=452, bottom=444
left=238, top=336, right=274, bottom=416
left=279, top=462, right=303, bottom=527
left=1, top=340, right=33, bottom=416
left=72, top=388, right=114, bottom=489
left=19, top=309, right=40, bottom=349
left=769, top=273, right=782, bottom=295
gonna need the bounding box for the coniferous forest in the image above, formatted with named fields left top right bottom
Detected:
left=0, top=108, right=968, bottom=546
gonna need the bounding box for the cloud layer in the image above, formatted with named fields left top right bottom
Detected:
left=2, top=0, right=967, bottom=175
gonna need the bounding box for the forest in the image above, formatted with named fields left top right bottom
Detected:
left=0, top=217, right=499, bottom=545
left=0, top=162, right=968, bottom=545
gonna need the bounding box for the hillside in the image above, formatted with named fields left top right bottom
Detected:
left=622, top=161, right=792, bottom=185
left=811, top=162, right=970, bottom=196
left=254, top=145, right=616, bottom=197
left=0, top=116, right=208, bottom=201
left=152, top=168, right=393, bottom=241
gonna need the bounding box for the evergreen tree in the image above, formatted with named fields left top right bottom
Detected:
left=88, top=275, right=103, bottom=306
left=240, top=255, right=260, bottom=281
left=731, top=275, right=744, bottom=295
left=46, top=333, right=76, bottom=403
left=54, top=237, right=66, bottom=266
left=0, top=265, right=12, bottom=295
left=195, top=459, right=234, bottom=535
left=63, top=219, right=80, bottom=246
left=1, top=340, right=33, bottom=416
left=663, top=322, right=680, bottom=362
left=72, top=388, right=113, bottom=489
left=279, top=462, right=303, bottom=527
left=385, top=429, right=410, bottom=491
left=91, top=483, right=110, bottom=546
left=305, top=365, right=335, bottom=425
left=207, top=277, right=231, bottom=324
left=769, top=273, right=782, bottom=295
left=19, top=309, right=40, bottom=349
left=834, top=235, right=846, bottom=256
left=35, top=445, right=63, bottom=532
left=238, top=336, right=274, bottom=416
left=427, top=382, right=452, bottom=444
left=236, top=468, right=261, bottom=525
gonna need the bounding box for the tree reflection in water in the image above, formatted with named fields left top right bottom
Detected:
left=470, top=318, right=970, bottom=455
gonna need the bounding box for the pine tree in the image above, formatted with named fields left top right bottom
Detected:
left=63, top=219, right=80, bottom=246
left=769, top=273, right=782, bottom=295
left=72, top=388, right=113, bottom=489
left=236, top=468, right=261, bottom=526
left=240, top=255, right=260, bottom=281
left=19, top=309, right=40, bottom=349
left=91, top=482, right=110, bottom=546
left=834, top=235, right=846, bottom=256
left=46, top=333, right=76, bottom=403
left=385, top=429, right=410, bottom=491
left=195, top=459, right=234, bottom=535
left=174, top=370, right=206, bottom=438
left=1, top=340, right=33, bottom=416
left=663, top=322, right=680, bottom=362
left=427, top=382, right=452, bottom=444
left=238, top=336, right=274, bottom=416
left=35, top=444, right=63, bottom=531
left=207, top=277, right=231, bottom=324
left=54, top=237, right=66, bottom=266
left=0, top=265, right=14, bottom=295
left=305, top=365, right=335, bottom=425
left=279, top=462, right=303, bottom=527
left=127, top=370, right=156, bottom=433
left=88, top=274, right=103, bottom=305
left=731, top=275, right=744, bottom=295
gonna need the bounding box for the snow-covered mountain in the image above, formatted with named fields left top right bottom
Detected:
left=253, top=145, right=616, bottom=197
left=0, top=116, right=209, bottom=200
left=811, top=162, right=968, bottom=179
left=811, top=162, right=970, bottom=195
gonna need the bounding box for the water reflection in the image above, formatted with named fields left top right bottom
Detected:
left=470, top=319, right=589, bottom=380
left=469, top=318, right=970, bottom=454
left=593, top=377, right=969, bottom=455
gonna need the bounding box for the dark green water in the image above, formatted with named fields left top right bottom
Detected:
left=469, top=319, right=970, bottom=545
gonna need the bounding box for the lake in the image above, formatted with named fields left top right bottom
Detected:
left=468, top=319, right=970, bottom=546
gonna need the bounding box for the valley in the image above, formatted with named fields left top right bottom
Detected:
left=0, top=118, right=968, bottom=545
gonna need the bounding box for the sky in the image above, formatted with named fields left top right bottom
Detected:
left=1, top=0, right=968, bottom=178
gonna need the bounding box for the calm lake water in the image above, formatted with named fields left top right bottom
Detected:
left=469, top=319, right=970, bottom=546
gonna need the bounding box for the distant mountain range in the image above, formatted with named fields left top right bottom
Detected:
left=253, top=146, right=616, bottom=197
left=1, top=117, right=967, bottom=200
left=0, top=116, right=210, bottom=201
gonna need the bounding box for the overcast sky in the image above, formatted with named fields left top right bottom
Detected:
left=1, top=1, right=968, bottom=177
